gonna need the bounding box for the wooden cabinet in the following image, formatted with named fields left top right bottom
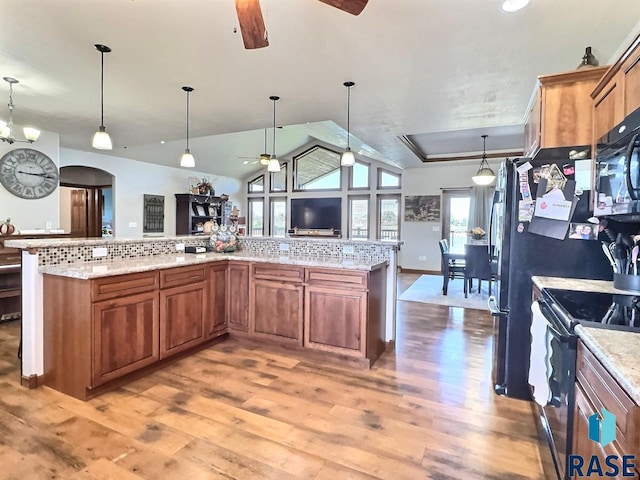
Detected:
left=250, top=264, right=304, bottom=344
left=573, top=341, right=640, bottom=478
left=92, top=291, right=159, bottom=386
left=175, top=193, right=225, bottom=235
left=206, top=262, right=228, bottom=338
left=227, top=261, right=250, bottom=332
left=0, top=247, right=21, bottom=321
left=304, top=265, right=386, bottom=365
left=159, top=265, right=208, bottom=358
left=524, top=67, right=608, bottom=157
left=591, top=34, right=640, bottom=144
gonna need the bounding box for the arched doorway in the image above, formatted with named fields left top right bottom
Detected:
left=59, top=166, right=114, bottom=237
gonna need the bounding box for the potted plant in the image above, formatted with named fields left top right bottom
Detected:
left=197, top=178, right=213, bottom=195
left=471, top=227, right=486, bottom=240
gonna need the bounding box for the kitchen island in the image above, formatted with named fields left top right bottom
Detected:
left=6, top=235, right=398, bottom=397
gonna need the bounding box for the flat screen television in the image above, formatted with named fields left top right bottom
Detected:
left=290, top=197, right=342, bottom=231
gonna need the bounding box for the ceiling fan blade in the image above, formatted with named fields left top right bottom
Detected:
left=235, top=0, right=269, bottom=49
left=317, top=0, right=368, bottom=15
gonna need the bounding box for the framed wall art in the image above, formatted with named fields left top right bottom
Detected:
left=143, top=194, right=165, bottom=233
left=404, top=195, right=440, bottom=222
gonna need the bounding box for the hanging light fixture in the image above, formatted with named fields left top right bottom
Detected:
left=267, top=95, right=281, bottom=173
left=180, top=86, right=195, bottom=168
left=259, top=128, right=270, bottom=165
left=472, top=134, right=496, bottom=185
left=340, top=81, right=356, bottom=167
left=92, top=44, right=113, bottom=150
left=0, top=77, right=40, bottom=144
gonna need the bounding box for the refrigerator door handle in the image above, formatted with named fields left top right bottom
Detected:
left=488, top=295, right=508, bottom=316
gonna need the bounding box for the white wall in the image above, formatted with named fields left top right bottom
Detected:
left=60, top=148, right=243, bottom=237
left=400, top=158, right=502, bottom=271
left=0, top=130, right=60, bottom=231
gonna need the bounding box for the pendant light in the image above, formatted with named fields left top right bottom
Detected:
left=180, top=86, right=195, bottom=168
left=267, top=95, right=281, bottom=173
left=0, top=77, right=40, bottom=144
left=259, top=128, right=270, bottom=165
left=472, top=134, right=496, bottom=185
left=340, top=81, right=356, bottom=167
left=92, top=44, right=113, bottom=150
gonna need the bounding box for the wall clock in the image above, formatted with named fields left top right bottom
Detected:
left=0, top=148, right=59, bottom=199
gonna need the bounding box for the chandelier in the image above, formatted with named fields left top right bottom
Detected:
left=0, top=77, right=40, bottom=144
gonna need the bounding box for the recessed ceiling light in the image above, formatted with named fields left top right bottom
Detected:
left=243, top=160, right=249, bottom=165
left=160, top=140, right=165, bottom=144
left=500, top=0, right=530, bottom=13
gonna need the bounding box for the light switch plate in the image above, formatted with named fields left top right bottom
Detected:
left=279, top=243, right=290, bottom=251
left=128, top=221, right=137, bottom=228
left=343, top=245, right=355, bottom=254
left=175, top=243, right=185, bottom=251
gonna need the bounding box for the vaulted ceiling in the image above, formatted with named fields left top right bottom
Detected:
left=1, top=0, right=639, bottom=179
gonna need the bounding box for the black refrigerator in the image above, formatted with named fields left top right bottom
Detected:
left=489, top=156, right=613, bottom=400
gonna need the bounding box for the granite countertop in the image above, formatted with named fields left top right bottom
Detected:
left=534, top=275, right=640, bottom=403
left=39, top=252, right=389, bottom=279
left=5, top=235, right=403, bottom=249
left=575, top=325, right=640, bottom=404
left=532, top=275, right=637, bottom=295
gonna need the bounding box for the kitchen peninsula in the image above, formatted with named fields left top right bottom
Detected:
left=5, top=235, right=400, bottom=399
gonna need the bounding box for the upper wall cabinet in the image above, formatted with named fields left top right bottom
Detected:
left=524, top=66, right=609, bottom=158
left=591, top=34, right=640, bottom=143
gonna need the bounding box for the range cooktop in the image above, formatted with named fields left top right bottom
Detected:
left=543, top=288, right=640, bottom=332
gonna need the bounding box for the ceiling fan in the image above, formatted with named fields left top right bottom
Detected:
left=238, top=128, right=271, bottom=165
left=234, top=0, right=369, bottom=49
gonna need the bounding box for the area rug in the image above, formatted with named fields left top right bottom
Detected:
left=398, top=274, right=490, bottom=310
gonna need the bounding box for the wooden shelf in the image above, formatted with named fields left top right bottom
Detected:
left=0, top=287, right=21, bottom=299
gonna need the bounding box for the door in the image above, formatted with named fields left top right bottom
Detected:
left=159, top=283, right=206, bottom=358
left=205, top=263, right=227, bottom=338
left=442, top=189, right=471, bottom=254
left=70, top=188, right=103, bottom=237
left=252, top=279, right=304, bottom=343
left=92, top=291, right=159, bottom=386
left=227, top=262, right=250, bottom=331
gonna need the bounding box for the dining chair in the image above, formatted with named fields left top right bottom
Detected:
left=463, top=243, right=495, bottom=298
left=439, top=239, right=465, bottom=295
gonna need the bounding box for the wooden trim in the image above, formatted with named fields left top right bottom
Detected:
left=20, top=374, right=44, bottom=389
left=538, top=65, right=609, bottom=87
left=399, top=268, right=440, bottom=275
left=421, top=150, right=523, bottom=163
left=385, top=340, right=395, bottom=352
left=593, top=33, right=640, bottom=98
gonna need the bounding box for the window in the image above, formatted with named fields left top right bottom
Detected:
left=377, top=168, right=401, bottom=189
left=270, top=163, right=287, bottom=192
left=377, top=194, right=400, bottom=241
left=248, top=198, right=264, bottom=236
left=248, top=175, right=264, bottom=193
left=270, top=197, right=287, bottom=237
left=349, top=196, right=369, bottom=240
left=349, top=161, right=370, bottom=189
left=442, top=190, right=471, bottom=254
left=294, top=145, right=342, bottom=191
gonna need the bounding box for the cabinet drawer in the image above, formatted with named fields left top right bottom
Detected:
left=577, top=343, right=640, bottom=453
left=160, top=265, right=208, bottom=289
left=0, top=249, right=21, bottom=266
left=252, top=264, right=304, bottom=283
left=92, top=271, right=159, bottom=302
left=305, top=268, right=368, bottom=290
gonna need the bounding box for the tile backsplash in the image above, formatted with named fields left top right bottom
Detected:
left=35, top=236, right=398, bottom=266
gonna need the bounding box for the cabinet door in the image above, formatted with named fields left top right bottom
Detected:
left=251, top=279, right=303, bottom=344
left=593, top=72, right=625, bottom=142
left=92, top=291, right=159, bottom=386
left=304, top=285, right=367, bottom=356
left=159, top=282, right=206, bottom=358
left=523, top=88, right=541, bottom=157
left=623, top=44, right=640, bottom=117
left=573, top=383, right=639, bottom=479
left=227, top=262, right=250, bottom=332
left=206, top=262, right=227, bottom=338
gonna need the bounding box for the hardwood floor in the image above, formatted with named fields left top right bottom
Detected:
left=0, top=275, right=545, bottom=479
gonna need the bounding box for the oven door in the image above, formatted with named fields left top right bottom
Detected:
left=530, top=299, right=577, bottom=480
